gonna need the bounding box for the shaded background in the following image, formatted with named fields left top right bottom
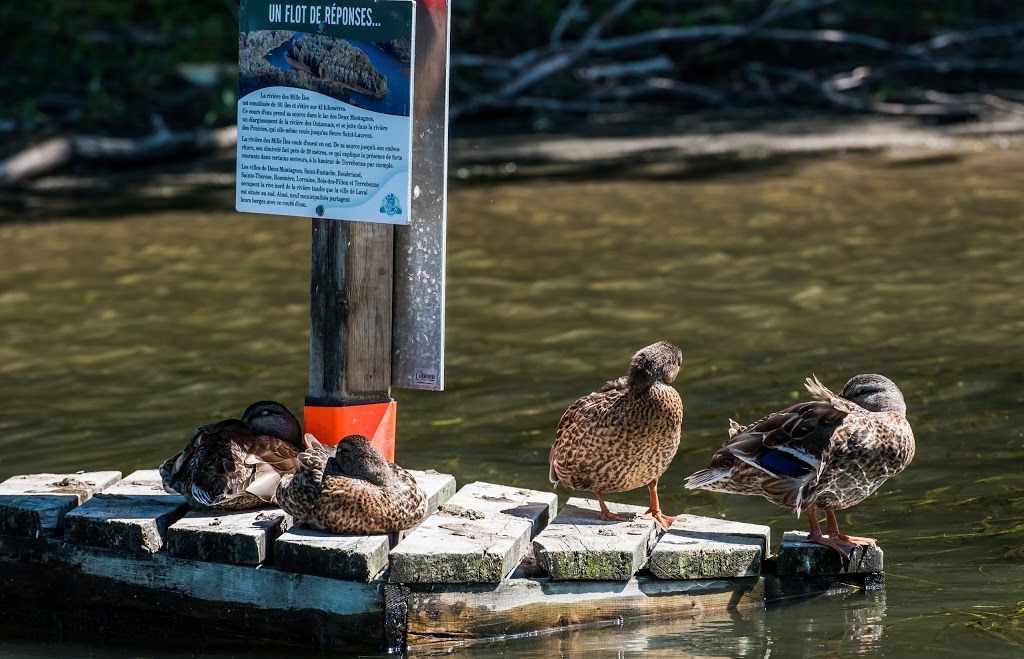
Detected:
left=2, top=0, right=1023, bottom=154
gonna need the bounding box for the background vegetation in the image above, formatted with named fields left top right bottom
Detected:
left=1, top=0, right=1022, bottom=149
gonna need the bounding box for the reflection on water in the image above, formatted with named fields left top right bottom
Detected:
left=0, top=149, right=1023, bottom=656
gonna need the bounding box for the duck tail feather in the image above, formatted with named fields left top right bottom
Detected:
left=684, top=468, right=730, bottom=490
left=804, top=373, right=838, bottom=403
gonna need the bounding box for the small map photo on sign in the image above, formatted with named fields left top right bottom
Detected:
left=239, top=30, right=411, bottom=117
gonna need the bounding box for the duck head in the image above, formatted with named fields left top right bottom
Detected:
left=627, top=341, right=683, bottom=389
left=241, top=400, right=303, bottom=447
left=331, top=434, right=394, bottom=486
left=840, top=374, right=907, bottom=415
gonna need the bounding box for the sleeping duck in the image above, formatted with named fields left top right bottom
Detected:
left=549, top=341, right=684, bottom=531
left=276, top=434, right=427, bottom=535
left=685, top=374, right=915, bottom=557
left=159, top=400, right=304, bottom=510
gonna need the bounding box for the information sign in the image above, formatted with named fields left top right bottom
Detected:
left=237, top=0, right=415, bottom=224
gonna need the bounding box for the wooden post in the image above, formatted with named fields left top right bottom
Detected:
left=308, top=218, right=394, bottom=406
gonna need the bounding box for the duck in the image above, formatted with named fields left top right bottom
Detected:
left=276, top=434, right=427, bottom=535
left=159, top=400, right=305, bottom=510
left=548, top=341, right=684, bottom=531
left=685, top=373, right=915, bottom=557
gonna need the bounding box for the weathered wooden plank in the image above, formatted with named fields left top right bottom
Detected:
left=776, top=530, right=884, bottom=576
left=276, top=528, right=390, bottom=582
left=308, top=218, right=394, bottom=406
left=275, top=469, right=457, bottom=581
left=63, top=469, right=188, bottom=554
left=648, top=515, right=771, bottom=580
left=389, top=481, right=557, bottom=584
left=532, top=497, right=658, bottom=581
left=345, top=221, right=394, bottom=398
left=0, top=533, right=385, bottom=651
left=408, top=469, right=457, bottom=517
left=0, top=471, right=121, bottom=538
left=166, top=508, right=289, bottom=565
left=405, top=575, right=765, bottom=646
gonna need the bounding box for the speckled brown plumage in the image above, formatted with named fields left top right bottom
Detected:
left=159, top=401, right=304, bottom=510
left=549, top=341, right=684, bottom=530
left=276, top=434, right=427, bottom=535
left=685, top=374, right=915, bottom=556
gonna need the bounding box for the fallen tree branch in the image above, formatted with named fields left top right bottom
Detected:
left=750, top=64, right=976, bottom=117
left=908, top=20, right=1024, bottom=55
left=593, top=26, right=901, bottom=56
left=575, top=55, right=675, bottom=81
left=591, top=77, right=728, bottom=107
left=0, top=125, right=237, bottom=186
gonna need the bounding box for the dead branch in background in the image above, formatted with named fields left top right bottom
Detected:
left=1, top=126, right=237, bottom=186
left=450, top=2, right=1024, bottom=122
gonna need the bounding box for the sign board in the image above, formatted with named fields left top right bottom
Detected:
left=237, top=0, right=415, bottom=224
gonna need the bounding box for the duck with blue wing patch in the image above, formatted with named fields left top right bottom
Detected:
left=686, top=373, right=915, bottom=557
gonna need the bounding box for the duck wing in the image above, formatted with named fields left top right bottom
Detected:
left=387, top=463, right=428, bottom=530
left=549, top=387, right=626, bottom=486
left=686, top=401, right=848, bottom=510
left=240, top=435, right=302, bottom=502
left=308, top=462, right=427, bottom=534
left=165, top=420, right=273, bottom=509
left=276, top=435, right=334, bottom=521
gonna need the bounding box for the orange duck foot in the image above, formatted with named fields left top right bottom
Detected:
left=640, top=510, right=677, bottom=531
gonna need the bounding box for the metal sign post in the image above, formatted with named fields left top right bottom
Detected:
left=236, top=0, right=450, bottom=459
left=392, top=0, right=450, bottom=392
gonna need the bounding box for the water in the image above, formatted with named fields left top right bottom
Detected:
left=345, top=40, right=411, bottom=116
left=1, top=148, right=1023, bottom=657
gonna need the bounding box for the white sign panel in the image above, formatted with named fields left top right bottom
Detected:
left=237, top=0, right=415, bottom=224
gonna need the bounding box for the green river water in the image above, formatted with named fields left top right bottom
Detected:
left=0, top=148, right=1022, bottom=657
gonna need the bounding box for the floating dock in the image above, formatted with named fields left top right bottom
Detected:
left=0, top=469, right=883, bottom=654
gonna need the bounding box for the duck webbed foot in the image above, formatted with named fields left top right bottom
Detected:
left=825, top=510, right=876, bottom=547
left=806, top=506, right=875, bottom=558
left=639, top=481, right=678, bottom=531
left=640, top=510, right=676, bottom=531
left=595, top=492, right=636, bottom=523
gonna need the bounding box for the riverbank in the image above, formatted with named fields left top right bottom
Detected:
left=2, top=111, right=1022, bottom=221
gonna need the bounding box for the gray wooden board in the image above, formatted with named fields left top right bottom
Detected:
left=409, top=469, right=457, bottom=516
left=532, top=497, right=659, bottom=581
left=406, top=574, right=767, bottom=647
left=308, top=219, right=394, bottom=405
left=64, top=541, right=382, bottom=615
left=388, top=481, right=557, bottom=584
left=0, top=471, right=122, bottom=538
left=63, top=469, right=188, bottom=554
left=648, top=515, right=771, bottom=579
left=275, top=469, right=457, bottom=581
left=166, top=508, right=290, bottom=565
left=776, top=530, right=884, bottom=576
left=0, top=535, right=385, bottom=648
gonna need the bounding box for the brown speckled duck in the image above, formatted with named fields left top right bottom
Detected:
left=159, top=400, right=304, bottom=510
left=276, top=434, right=427, bottom=534
left=685, top=374, right=915, bottom=557
left=549, top=341, right=684, bottom=530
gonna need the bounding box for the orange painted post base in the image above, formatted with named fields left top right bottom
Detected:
left=302, top=401, right=396, bottom=461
